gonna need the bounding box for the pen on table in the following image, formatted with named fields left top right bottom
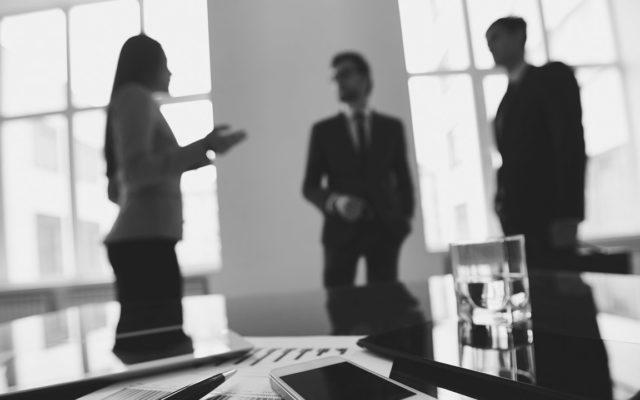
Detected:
left=161, top=369, right=236, bottom=400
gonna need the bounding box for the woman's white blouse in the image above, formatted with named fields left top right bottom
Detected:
left=105, top=83, right=210, bottom=243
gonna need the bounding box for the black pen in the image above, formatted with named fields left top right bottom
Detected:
left=161, top=369, right=236, bottom=400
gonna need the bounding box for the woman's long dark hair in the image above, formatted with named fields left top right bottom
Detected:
left=104, top=34, right=166, bottom=182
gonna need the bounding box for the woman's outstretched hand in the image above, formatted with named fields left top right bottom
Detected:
left=205, top=125, right=247, bottom=154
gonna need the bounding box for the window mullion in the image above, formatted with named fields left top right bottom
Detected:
left=0, top=15, right=8, bottom=281
left=139, top=0, right=145, bottom=33
left=407, top=61, right=621, bottom=78
left=64, top=6, right=80, bottom=278
left=536, top=0, right=551, bottom=62
left=461, top=0, right=497, bottom=236
left=0, top=105, right=105, bottom=122
left=205, top=0, right=216, bottom=130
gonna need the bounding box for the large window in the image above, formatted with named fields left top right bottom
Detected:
left=399, top=0, right=637, bottom=250
left=0, top=0, right=219, bottom=286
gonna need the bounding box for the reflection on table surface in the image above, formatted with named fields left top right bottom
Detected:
left=0, top=296, right=251, bottom=399
left=0, top=271, right=639, bottom=399
left=366, top=272, right=640, bottom=400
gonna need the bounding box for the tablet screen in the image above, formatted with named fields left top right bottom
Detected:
left=280, top=361, right=415, bottom=400
left=358, top=321, right=640, bottom=400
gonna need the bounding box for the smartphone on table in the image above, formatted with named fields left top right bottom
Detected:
left=269, top=356, right=436, bottom=400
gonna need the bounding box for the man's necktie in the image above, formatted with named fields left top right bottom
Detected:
left=354, top=111, right=367, bottom=164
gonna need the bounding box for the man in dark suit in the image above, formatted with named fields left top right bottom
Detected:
left=303, top=52, right=414, bottom=287
left=486, top=17, right=587, bottom=263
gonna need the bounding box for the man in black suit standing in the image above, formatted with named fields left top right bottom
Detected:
left=303, top=52, right=414, bottom=287
left=486, top=17, right=587, bottom=264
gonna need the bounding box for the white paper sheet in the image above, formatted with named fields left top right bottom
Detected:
left=78, top=336, right=393, bottom=400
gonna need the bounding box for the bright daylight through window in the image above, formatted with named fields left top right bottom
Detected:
left=398, top=0, right=636, bottom=251
left=0, top=0, right=219, bottom=285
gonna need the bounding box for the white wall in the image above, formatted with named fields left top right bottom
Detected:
left=206, top=0, right=445, bottom=296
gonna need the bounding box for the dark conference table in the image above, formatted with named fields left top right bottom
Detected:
left=1, top=270, right=639, bottom=399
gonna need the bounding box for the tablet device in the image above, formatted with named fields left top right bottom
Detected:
left=358, top=321, right=640, bottom=400
left=270, top=356, right=436, bottom=400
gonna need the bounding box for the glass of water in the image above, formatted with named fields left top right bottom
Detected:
left=450, top=235, right=531, bottom=326
left=458, top=319, right=536, bottom=383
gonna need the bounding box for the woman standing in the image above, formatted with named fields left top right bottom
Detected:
left=104, top=34, right=245, bottom=357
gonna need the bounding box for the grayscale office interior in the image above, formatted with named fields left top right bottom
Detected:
left=1, top=0, right=640, bottom=399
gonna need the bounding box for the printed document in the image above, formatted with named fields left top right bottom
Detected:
left=79, top=336, right=392, bottom=400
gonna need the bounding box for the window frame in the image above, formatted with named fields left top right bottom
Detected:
left=402, top=0, right=634, bottom=251
left=0, top=0, right=217, bottom=285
